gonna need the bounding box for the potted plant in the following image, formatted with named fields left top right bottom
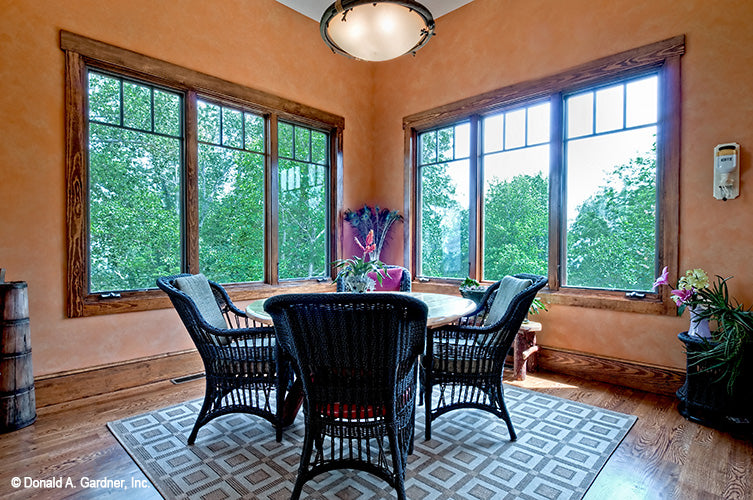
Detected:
left=653, top=266, right=753, bottom=430
left=526, top=296, right=548, bottom=323
left=333, top=230, right=387, bottom=292
left=459, top=277, right=548, bottom=320
left=459, top=277, right=487, bottom=305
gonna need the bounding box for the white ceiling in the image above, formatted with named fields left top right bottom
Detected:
left=275, top=0, right=473, bottom=21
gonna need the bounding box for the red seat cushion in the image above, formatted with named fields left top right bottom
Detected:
left=316, top=402, right=386, bottom=419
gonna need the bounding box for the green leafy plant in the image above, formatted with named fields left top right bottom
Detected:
left=654, top=267, right=753, bottom=392
left=344, top=205, right=403, bottom=262
left=459, top=277, right=482, bottom=290
left=333, top=230, right=387, bottom=287
left=529, top=297, right=548, bottom=316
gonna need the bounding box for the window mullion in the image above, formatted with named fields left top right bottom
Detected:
left=468, top=115, right=482, bottom=281
left=184, top=90, right=200, bottom=274
left=266, top=113, right=280, bottom=285
left=548, top=92, right=565, bottom=291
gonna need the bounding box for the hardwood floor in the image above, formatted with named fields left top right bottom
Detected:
left=0, top=371, right=750, bottom=499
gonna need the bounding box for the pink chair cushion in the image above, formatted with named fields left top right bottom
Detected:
left=368, top=268, right=404, bottom=291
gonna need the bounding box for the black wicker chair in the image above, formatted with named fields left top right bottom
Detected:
left=336, top=265, right=412, bottom=292
left=264, top=293, right=427, bottom=500
left=157, top=273, right=290, bottom=444
left=420, top=273, right=547, bottom=441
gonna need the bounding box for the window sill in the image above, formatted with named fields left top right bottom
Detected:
left=540, top=288, right=673, bottom=315
left=69, top=279, right=335, bottom=318
left=412, top=279, right=674, bottom=315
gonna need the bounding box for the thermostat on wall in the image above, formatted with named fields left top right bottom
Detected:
left=713, top=143, right=740, bottom=201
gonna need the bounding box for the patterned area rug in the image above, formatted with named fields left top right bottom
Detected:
left=108, top=386, right=635, bottom=499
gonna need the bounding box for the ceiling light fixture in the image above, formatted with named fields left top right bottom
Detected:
left=320, top=0, right=435, bottom=62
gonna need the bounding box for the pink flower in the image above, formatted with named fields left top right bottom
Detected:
left=671, top=288, right=693, bottom=306
left=354, top=229, right=376, bottom=257
left=652, top=266, right=669, bottom=289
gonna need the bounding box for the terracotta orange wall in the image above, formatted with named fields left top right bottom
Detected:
left=3, top=0, right=752, bottom=377
left=0, top=0, right=374, bottom=376
left=371, top=0, right=753, bottom=369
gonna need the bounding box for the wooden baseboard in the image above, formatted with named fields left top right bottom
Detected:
left=33, top=345, right=683, bottom=407
left=34, top=350, right=203, bottom=407
left=536, top=346, right=684, bottom=397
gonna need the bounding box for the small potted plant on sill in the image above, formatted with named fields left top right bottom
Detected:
left=653, top=266, right=753, bottom=431
left=459, top=277, right=487, bottom=305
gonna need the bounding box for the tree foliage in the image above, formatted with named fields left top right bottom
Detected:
left=87, top=72, right=328, bottom=292
left=483, top=172, right=548, bottom=280
left=566, top=148, right=656, bottom=290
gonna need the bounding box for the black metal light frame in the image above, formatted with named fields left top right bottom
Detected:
left=320, top=0, right=436, bottom=60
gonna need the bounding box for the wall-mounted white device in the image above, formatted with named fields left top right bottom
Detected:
left=713, top=143, right=740, bottom=201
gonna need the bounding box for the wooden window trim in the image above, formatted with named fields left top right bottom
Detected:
left=403, top=36, right=684, bottom=315
left=63, top=31, right=344, bottom=317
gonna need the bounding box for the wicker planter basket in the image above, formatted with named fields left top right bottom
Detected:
left=676, top=331, right=753, bottom=433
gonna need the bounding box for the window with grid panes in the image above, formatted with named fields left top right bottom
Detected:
left=196, top=99, right=266, bottom=284
left=406, top=37, right=683, bottom=313
left=417, top=122, right=470, bottom=278
left=87, top=71, right=183, bottom=292
left=482, top=102, right=550, bottom=281
left=63, top=32, right=343, bottom=317
left=277, top=122, right=329, bottom=280
left=564, top=75, right=659, bottom=291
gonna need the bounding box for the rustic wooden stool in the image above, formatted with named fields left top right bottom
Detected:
left=513, top=321, right=542, bottom=381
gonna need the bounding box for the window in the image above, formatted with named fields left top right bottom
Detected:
left=564, top=76, right=658, bottom=291
left=481, top=102, right=550, bottom=280
left=196, top=99, right=266, bottom=284
left=406, top=37, right=684, bottom=313
left=87, top=72, right=183, bottom=292
left=417, top=122, right=470, bottom=278
left=277, top=122, right=329, bottom=280
left=63, top=32, right=343, bottom=317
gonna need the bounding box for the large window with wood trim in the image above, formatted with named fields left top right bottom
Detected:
left=406, top=37, right=684, bottom=313
left=63, top=31, right=343, bottom=317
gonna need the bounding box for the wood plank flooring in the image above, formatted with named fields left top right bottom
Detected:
left=0, top=371, right=750, bottom=499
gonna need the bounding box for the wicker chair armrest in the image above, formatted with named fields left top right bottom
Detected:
left=223, top=300, right=249, bottom=319
left=202, top=323, right=275, bottom=342
left=429, top=322, right=495, bottom=338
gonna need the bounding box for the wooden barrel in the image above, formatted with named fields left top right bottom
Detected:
left=0, top=281, right=36, bottom=432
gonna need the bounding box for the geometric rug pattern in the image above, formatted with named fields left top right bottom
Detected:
left=108, top=385, right=636, bottom=500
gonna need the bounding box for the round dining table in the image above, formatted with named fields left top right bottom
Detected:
left=245, top=291, right=477, bottom=426
left=245, top=291, right=477, bottom=329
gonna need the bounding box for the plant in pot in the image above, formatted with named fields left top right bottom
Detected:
left=459, top=277, right=487, bottom=305
left=333, top=230, right=387, bottom=293
left=460, top=277, right=549, bottom=320
left=653, top=266, right=753, bottom=430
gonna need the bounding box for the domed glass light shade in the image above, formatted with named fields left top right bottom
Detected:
left=320, top=0, right=435, bottom=62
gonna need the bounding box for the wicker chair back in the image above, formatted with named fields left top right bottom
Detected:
left=157, top=274, right=289, bottom=443
left=264, top=292, right=427, bottom=500
left=421, top=273, right=547, bottom=442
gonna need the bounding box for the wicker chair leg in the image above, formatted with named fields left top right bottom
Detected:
left=292, top=426, right=316, bottom=500
left=408, top=405, right=416, bottom=455
left=388, top=429, right=407, bottom=500
left=187, top=395, right=214, bottom=445
left=187, top=422, right=201, bottom=446
left=425, top=391, right=432, bottom=441
left=275, top=378, right=285, bottom=443
left=495, top=385, right=517, bottom=441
